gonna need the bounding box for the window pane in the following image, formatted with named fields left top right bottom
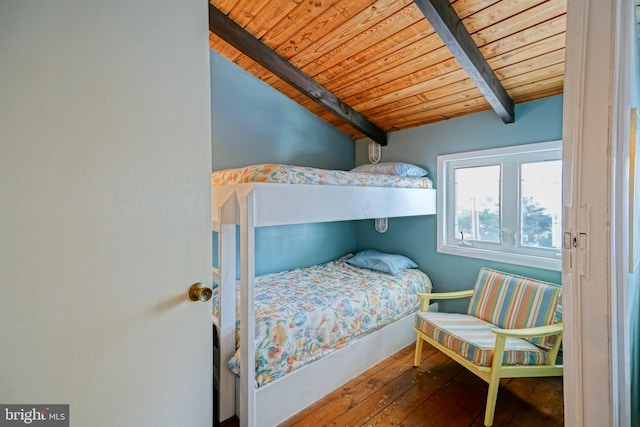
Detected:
left=520, top=160, right=562, bottom=249
left=454, top=165, right=500, bottom=243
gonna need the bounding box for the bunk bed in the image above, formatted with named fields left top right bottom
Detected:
left=211, top=163, right=437, bottom=427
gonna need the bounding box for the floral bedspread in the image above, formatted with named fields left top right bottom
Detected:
left=211, top=163, right=433, bottom=189
left=211, top=256, right=432, bottom=388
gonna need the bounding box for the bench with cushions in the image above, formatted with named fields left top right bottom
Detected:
left=413, top=267, right=563, bottom=426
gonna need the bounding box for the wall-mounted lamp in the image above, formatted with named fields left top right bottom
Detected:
left=368, top=141, right=381, bottom=163
left=375, top=217, right=388, bottom=233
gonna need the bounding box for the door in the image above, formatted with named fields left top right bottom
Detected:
left=563, top=0, right=635, bottom=425
left=0, top=2, right=213, bottom=427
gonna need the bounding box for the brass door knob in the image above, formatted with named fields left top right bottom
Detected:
left=188, top=282, right=213, bottom=302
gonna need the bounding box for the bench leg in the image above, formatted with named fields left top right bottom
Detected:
left=484, top=375, right=500, bottom=426
left=413, top=334, right=423, bottom=367
left=484, top=335, right=506, bottom=426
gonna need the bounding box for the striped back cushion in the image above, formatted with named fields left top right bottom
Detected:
left=467, top=267, right=562, bottom=350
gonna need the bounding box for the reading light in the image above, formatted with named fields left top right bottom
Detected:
left=375, top=217, right=388, bottom=233
left=368, top=141, right=381, bottom=163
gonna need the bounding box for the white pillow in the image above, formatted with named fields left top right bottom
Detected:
left=350, top=162, right=428, bottom=177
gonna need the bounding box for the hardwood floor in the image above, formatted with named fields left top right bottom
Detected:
left=215, top=343, right=564, bottom=427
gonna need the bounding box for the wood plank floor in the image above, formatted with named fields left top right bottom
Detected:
left=216, top=342, right=563, bottom=427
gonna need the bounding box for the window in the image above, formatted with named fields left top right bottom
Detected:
left=437, top=141, right=562, bottom=271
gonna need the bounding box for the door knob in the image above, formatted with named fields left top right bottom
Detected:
left=188, top=282, right=213, bottom=302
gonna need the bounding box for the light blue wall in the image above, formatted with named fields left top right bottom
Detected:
left=210, top=51, right=356, bottom=274
left=355, top=95, right=564, bottom=312
left=211, top=52, right=354, bottom=171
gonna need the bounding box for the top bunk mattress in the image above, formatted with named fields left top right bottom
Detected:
left=211, top=163, right=434, bottom=189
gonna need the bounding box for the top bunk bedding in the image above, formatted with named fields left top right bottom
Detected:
left=211, top=163, right=434, bottom=189
left=211, top=163, right=437, bottom=226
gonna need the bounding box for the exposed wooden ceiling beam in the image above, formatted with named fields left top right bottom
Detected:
left=208, top=4, right=388, bottom=145
left=413, top=0, right=515, bottom=123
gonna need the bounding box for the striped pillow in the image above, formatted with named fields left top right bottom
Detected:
left=467, top=268, right=562, bottom=350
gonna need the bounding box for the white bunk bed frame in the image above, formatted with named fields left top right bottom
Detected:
left=212, top=182, right=436, bottom=427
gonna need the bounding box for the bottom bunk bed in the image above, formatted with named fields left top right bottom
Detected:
left=212, top=251, right=433, bottom=427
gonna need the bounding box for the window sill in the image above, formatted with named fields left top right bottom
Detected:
left=437, top=243, right=561, bottom=271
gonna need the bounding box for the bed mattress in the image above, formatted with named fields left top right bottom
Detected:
left=211, top=163, right=434, bottom=189
left=212, top=255, right=432, bottom=387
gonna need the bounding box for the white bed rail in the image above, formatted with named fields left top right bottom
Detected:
left=213, top=183, right=436, bottom=226
left=214, top=221, right=237, bottom=422
left=238, top=191, right=257, bottom=427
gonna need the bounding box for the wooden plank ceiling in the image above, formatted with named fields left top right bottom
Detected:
left=209, top=0, right=567, bottom=141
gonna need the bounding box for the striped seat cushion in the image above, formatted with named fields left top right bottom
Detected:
left=415, top=312, right=550, bottom=367
left=467, top=268, right=562, bottom=350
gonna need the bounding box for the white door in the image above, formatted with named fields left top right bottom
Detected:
left=0, top=2, right=213, bottom=427
left=563, top=0, right=635, bottom=425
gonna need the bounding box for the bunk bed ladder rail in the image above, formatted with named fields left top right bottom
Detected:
left=213, top=220, right=237, bottom=423
left=238, top=193, right=257, bottom=427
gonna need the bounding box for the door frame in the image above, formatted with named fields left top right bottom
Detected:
left=563, top=0, right=634, bottom=425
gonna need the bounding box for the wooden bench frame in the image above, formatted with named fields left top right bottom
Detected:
left=413, top=289, right=563, bottom=426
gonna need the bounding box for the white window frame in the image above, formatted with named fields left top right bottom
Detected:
left=437, top=140, right=562, bottom=271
